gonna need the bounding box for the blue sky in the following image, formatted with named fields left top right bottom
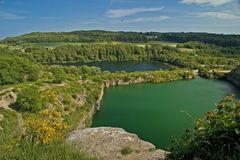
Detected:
left=0, top=0, right=240, bottom=38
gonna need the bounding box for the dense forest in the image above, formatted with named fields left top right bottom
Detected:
left=0, top=56, right=40, bottom=85
left=20, top=43, right=239, bottom=70
left=2, top=30, right=240, bottom=47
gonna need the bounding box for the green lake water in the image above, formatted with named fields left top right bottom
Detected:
left=92, top=77, right=240, bottom=149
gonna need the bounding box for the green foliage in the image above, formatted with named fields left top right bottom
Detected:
left=0, top=56, right=40, bottom=85
left=22, top=43, right=239, bottom=70
left=0, top=140, right=96, bottom=160
left=63, top=65, right=102, bottom=79
left=121, top=146, right=133, bottom=155
left=98, top=69, right=194, bottom=83
left=1, top=31, right=240, bottom=160
left=50, top=66, right=67, bottom=83
left=1, top=30, right=147, bottom=44
left=0, top=108, right=18, bottom=143
left=177, top=41, right=215, bottom=49
left=2, top=30, right=240, bottom=47
left=167, top=96, right=240, bottom=160
left=15, top=86, right=42, bottom=112
left=25, top=43, right=147, bottom=63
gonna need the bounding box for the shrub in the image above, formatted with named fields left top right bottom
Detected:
left=50, top=66, right=66, bottom=83
left=167, top=96, right=240, bottom=160
left=15, top=86, right=42, bottom=112
left=24, top=109, right=68, bottom=144
left=0, top=56, right=40, bottom=85
left=121, top=146, right=133, bottom=155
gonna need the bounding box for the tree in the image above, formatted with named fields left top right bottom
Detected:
left=15, top=86, right=42, bottom=112
left=51, top=66, right=66, bottom=83
left=0, top=55, right=40, bottom=85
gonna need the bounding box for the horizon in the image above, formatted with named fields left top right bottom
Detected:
left=0, top=0, right=240, bottom=39
left=1, top=29, right=240, bottom=41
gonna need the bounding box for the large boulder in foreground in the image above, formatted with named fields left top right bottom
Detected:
left=66, top=127, right=166, bottom=160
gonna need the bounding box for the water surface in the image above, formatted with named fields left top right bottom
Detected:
left=92, top=77, right=240, bottom=149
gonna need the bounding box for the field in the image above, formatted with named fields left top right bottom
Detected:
left=0, top=41, right=182, bottom=52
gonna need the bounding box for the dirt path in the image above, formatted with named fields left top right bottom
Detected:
left=40, top=82, right=66, bottom=91
left=16, top=112, right=25, bottom=135
left=0, top=87, right=14, bottom=95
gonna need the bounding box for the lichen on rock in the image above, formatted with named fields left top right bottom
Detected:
left=66, top=127, right=166, bottom=160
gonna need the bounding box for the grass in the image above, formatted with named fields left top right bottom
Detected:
left=21, top=41, right=125, bottom=48
left=0, top=108, right=96, bottom=160
left=1, top=40, right=181, bottom=49
left=178, top=48, right=196, bottom=53
left=0, top=43, right=23, bottom=50
left=0, top=108, right=18, bottom=141
left=146, top=41, right=178, bottom=47
left=0, top=141, right=96, bottom=160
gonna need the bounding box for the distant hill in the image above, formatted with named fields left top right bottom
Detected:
left=1, top=30, right=240, bottom=47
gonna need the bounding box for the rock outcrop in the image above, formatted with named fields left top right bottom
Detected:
left=227, top=66, right=240, bottom=87
left=0, top=89, right=17, bottom=110
left=104, top=78, right=145, bottom=88
left=76, top=84, right=105, bottom=129
left=66, top=127, right=167, bottom=160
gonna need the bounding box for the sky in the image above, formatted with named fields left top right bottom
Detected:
left=0, top=0, right=240, bottom=39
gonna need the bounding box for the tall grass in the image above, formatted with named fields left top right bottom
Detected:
left=0, top=141, right=96, bottom=160
left=0, top=108, right=95, bottom=160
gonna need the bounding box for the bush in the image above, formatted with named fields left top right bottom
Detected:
left=50, top=66, right=66, bottom=83
left=15, top=86, right=42, bottom=112
left=167, top=96, right=240, bottom=160
left=0, top=56, right=40, bottom=85
left=24, top=109, right=68, bottom=144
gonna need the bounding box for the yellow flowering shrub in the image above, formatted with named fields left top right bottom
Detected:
left=24, top=109, right=68, bottom=144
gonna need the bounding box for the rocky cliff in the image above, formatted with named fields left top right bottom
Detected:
left=77, top=78, right=149, bottom=129
left=227, top=66, right=240, bottom=87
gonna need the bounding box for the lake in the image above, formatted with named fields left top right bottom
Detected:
left=92, top=76, right=240, bottom=149
left=63, top=61, right=171, bottom=72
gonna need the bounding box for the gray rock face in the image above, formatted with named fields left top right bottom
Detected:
left=227, top=66, right=240, bottom=87
left=66, top=127, right=166, bottom=160
left=104, top=78, right=145, bottom=88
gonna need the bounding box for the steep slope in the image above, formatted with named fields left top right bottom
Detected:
left=227, top=66, right=240, bottom=87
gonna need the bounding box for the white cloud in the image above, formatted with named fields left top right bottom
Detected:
left=124, top=16, right=170, bottom=23
left=196, top=12, right=240, bottom=19
left=180, top=0, right=234, bottom=6
left=106, top=7, right=164, bottom=18
left=0, top=12, right=25, bottom=20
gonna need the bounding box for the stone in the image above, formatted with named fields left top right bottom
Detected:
left=227, top=66, right=240, bottom=87
left=66, top=127, right=166, bottom=160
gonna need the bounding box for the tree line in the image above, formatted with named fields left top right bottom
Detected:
left=2, top=30, right=240, bottom=47
left=24, top=43, right=240, bottom=70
